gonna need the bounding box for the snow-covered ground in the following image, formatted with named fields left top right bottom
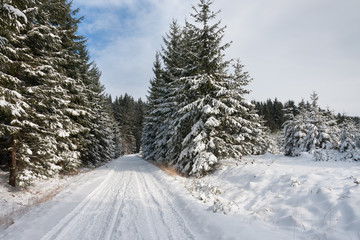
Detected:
left=0, top=167, right=91, bottom=229
left=1, top=154, right=359, bottom=239
left=185, top=153, right=360, bottom=240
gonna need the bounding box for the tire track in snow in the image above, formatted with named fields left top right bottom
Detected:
left=135, top=163, right=195, bottom=240
left=41, top=155, right=197, bottom=240
left=132, top=169, right=164, bottom=239
left=100, top=170, right=133, bottom=240
left=42, top=166, right=130, bottom=240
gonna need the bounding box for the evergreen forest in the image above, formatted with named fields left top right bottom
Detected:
left=0, top=0, right=123, bottom=187
left=1, top=0, right=359, bottom=187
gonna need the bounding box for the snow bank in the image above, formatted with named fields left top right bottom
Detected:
left=184, top=153, right=360, bottom=240
left=0, top=168, right=90, bottom=230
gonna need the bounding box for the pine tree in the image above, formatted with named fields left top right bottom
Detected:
left=339, top=119, right=359, bottom=153
left=283, top=107, right=307, bottom=156
left=152, top=21, right=185, bottom=164
left=113, top=93, right=145, bottom=155
left=0, top=0, right=42, bottom=186
left=303, top=93, right=339, bottom=152
left=283, top=92, right=339, bottom=157
left=1, top=0, right=122, bottom=186
left=166, top=0, right=267, bottom=176
left=142, top=0, right=270, bottom=175
left=142, top=53, right=166, bottom=161
left=134, top=98, right=145, bottom=152
left=81, top=65, right=121, bottom=165
left=165, top=0, right=233, bottom=175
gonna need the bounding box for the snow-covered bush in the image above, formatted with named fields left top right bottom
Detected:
left=284, top=92, right=339, bottom=157
left=339, top=120, right=359, bottom=153
left=186, top=179, right=238, bottom=214
left=314, top=118, right=360, bottom=162
left=267, top=132, right=283, bottom=155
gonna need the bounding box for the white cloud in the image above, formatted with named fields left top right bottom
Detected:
left=74, top=0, right=360, bottom=116
left=74, top=0, right=198, bottom=100
left=74, top=0, right=137, bottom=8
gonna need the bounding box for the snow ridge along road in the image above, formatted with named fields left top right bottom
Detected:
left=1, top=155, right=291, bottom=240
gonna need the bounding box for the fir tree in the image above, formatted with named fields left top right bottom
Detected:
left=142, top=53, right=166, bottom=161
left=1, top=0, right=122, bottom=186
left=152, top=21, right=185, bottom=164
left=339, top=119, right=359, bottom=153
left=284, top=92, right=339, bottom=157
left=113, top=93, right=144, bottom=155
left=0, top=0, right=42, bottom=186
left=283, top=107, right=307, bottom=156
left=143, top=0, right=269, bottom=176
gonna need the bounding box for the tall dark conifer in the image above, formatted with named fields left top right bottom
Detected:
left=142, top=52, right=165, bottom=161
left=143, top=0, right=268, bottom=176
left=1, top=0, right=122, bottom=186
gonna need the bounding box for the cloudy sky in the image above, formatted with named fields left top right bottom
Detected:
left=72, top=0, right=360, bottom=116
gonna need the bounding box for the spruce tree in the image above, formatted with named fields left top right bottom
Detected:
left=142, top=53, right=166, bottom=161
left=154, top=0, right=268, bottom=176
left=339, top=120, right=359, bottom=153
left=1, top=0, right=122, bottom=186
left=283, top=107, right=307, bottom=156
left=284, top=92, right=339, bottom=157
left=152, top=21, right=184, bottom=164
left=0, top=0, right=43, bottom=186
left=113, top=94, right=145, bottom=155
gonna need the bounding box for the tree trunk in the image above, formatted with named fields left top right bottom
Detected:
left=9, top=134, right=17, bottom=187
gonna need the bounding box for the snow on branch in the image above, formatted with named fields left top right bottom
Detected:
left=0, top=36, right=8, bottom=49
left=3, top=4, right=28, bottom=23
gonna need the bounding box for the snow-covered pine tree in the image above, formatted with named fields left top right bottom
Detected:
left=283, top=107, right=307, bottom=156
left=303, top=93, right=339, bottom=153
left=0, top=0, right=44, bottom=186
left=113, top=94, right=137, bottom=155
left=142, top=53, right=165, bottom=161
left=81, top=64, right=121, bottom=165
left=134, top=99, right=145, bottom=152
left=53, top=2, right=95, bottom=171
left=9, top=0, right=86, bottom=184
left=1, top=0, right=121, bottom=186
left=151, top=21, right=185, bottom=164
left=230, top=60, right=269, bottom=156
left=284, top=92, right=339, bottom=157
left=166, top=0, right=268, bottom=176
left=142, top=20, right=187, bottom=164
left=336, top=119, right=360, bottom=161
left=339, top=120, right=359, bottom=153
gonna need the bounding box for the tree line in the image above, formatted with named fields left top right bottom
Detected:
left=0, top=0, right=121, bottom=187
left=112, top=94, right=145, bottom=155
left=253, top=98, right=359, bottom=133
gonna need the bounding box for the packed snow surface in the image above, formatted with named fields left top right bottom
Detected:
left=1, top=154, right=359, bottom=239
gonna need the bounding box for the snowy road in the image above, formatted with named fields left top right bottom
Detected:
left=1, top=155, right=291, bottom=240
left=41, top=155, right=195, bottom=240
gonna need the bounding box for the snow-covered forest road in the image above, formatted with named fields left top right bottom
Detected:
left=0, top=155, right=290, bottom=240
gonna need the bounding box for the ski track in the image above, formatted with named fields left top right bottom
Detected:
left=40, top=155, right=195, bottom=240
